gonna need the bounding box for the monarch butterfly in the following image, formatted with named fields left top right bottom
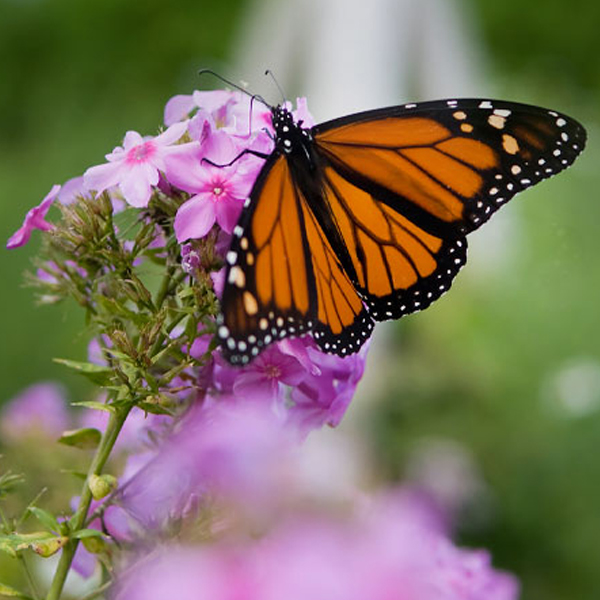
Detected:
left=216, top=95, right=586, bottom=365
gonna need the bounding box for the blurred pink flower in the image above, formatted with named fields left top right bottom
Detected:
left=83, top=121, right=187, bottom=208
left=0, top=382, right=69, bottom=440
left=115, top=488, right=519, bottom=600
left=7, top=184, right=60, bottom=249
left=119, top=403, right=297, bottom=527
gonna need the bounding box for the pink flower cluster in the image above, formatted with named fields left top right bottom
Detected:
left=116, top=489, right=519, bottom=600
left=6, top=88, right=365, bottom=433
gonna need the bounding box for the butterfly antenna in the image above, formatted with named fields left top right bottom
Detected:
left=198, top=69, right=270, bottom=108
left=265, top=69, right=287, bottom=105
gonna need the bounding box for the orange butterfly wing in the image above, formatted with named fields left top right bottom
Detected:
left=311, top=99, right=585, bottom=319
left=218, top=154, right=373, bottom=364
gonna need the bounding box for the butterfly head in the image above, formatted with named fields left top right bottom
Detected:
left=271, top=105, right=312, bottom=155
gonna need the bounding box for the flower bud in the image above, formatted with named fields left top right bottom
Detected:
left=89, top=474, right=118, bottom=500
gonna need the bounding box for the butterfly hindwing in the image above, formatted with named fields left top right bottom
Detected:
left=218, top=153, right=373, bottom=364
left=318, top=161, right=468, bottom=321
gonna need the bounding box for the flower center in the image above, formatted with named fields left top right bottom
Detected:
left=213, top=186, right=223, bottom=196
left=126, top=141, right=155, bottom=164
left=265, top=364, right=282, bottom=380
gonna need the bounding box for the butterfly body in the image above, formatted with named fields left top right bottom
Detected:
left=217, top=98, right=586, bottom=365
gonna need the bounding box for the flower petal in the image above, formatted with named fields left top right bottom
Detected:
left=174, top=195, right=216, bottom=242
left=214, top=196, right=243, bottom=234
left=84, top=161, right=126, bottom=196
left=6, top=184, right=60, bottom=249
left=164, top=94, right=196, bottom=126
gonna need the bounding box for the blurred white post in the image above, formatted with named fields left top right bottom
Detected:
left=232, top=0, right=488, bottom=119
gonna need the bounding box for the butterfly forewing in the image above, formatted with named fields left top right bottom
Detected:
left=314, top=99, right=586, bottom=235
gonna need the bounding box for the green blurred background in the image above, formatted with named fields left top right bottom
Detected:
left=0, top=1, right=599, bottom=598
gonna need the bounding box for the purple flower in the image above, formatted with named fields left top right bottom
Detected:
left=0, top=382, right=69, bottom=440
left=83, top=121, right=187, bottom=208
left=180, top=243, right=201, bottom=275
left=7, top=184, right=60, bottom=249
left=288, top=343, right=369, bottom=434
left=57, top=176, right=89, bottom=205
left=116, top=546, right=259, bottom=600
left=232, top=345, right=307, bottom=402
left=166, top=131, right=257, bottom=241
left=164, top=90, right=237, bottom=127
left=115, top=486, right=519, bottom=600
left=118, top=403, right=301, bottom=528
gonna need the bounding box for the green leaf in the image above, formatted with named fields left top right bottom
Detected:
left=0, top=536, right=18, bottom=558
left=80, top=534, right=107, bottom=554
left=53, top=358, right=113, bottom=386
left=27, top=507, right=60, bottom=532
left=71, top=528, right=104, bottom=540
left=58, top=428, right=102, bottom=450
left=0, top=531, right=67, bottom=558
left=0, top=582, right=34, bottom=599
left=0, top=471, right=25, bottom=499
left=29, top=536, right=68, bottom=558
left=71, top=401, right=115, bottom=414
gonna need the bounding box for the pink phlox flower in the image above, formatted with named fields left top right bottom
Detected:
left=211, top=352, right=240, bottom=395
left=57, top=176, right=89, bottom=205
left=7, top=184, right=60, bottom=249
left=167, top=132, right=256, bottom=241
left=227, top=94, right=273, bottom=137
left=430, top=540, right=520, bottom=600
left=0, top=382, right=70, bottom=440
left=181, top=243, right=201, bottom=275
left=120, top=403, right=299, bottom=529
left=292, top=97, right=316, bottom=128
left=233, top=345, right=308, bottom=403
left=164, top=90, right=237, bottom=127
left=210, top=267, right=226, bottom=299
left=116, top=546, right=260, bottom=600
left=119, top=442, right=203, bottom=530
left=164, top=94, right=197, bottom=126
left=187, top=109, right=214, bottom=143
left=288, top=343, right=369, bottom=434
left=83, top=121, right=187, bottom=208
left=116, top=485, right=518, bottom=600
left=278, top=338, right=322, bottom=376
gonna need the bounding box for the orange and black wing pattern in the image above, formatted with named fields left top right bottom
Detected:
left=311, top=98, right=586, bottom=322
left=218, top=152, right=373, bottom=365
left=218, top=98, right=586, bottom=364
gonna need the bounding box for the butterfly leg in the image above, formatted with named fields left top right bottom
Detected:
left=202, top=148, right=270, bottom=169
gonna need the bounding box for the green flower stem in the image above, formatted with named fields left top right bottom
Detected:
left=46, top=405, right=132, bottom=600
